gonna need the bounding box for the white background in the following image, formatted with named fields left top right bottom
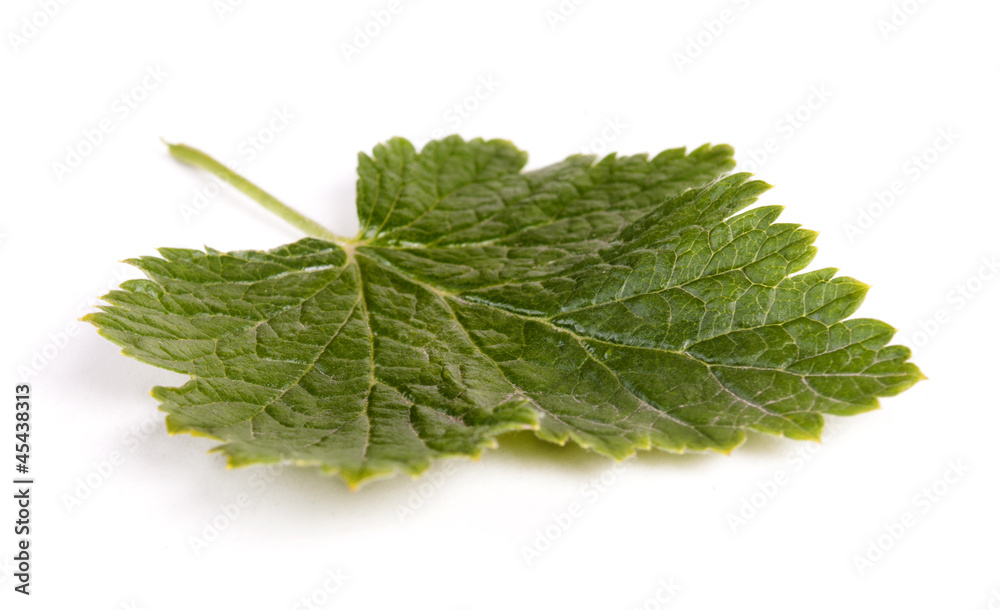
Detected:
left=2, top=0, right=998, bottom=608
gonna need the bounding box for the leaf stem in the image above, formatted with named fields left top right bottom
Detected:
left=165, top=141, right=343, bottom=243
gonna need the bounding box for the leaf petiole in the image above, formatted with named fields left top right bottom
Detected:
left=164, top=140, right=345, bottom=244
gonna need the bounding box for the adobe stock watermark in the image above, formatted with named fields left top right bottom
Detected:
left=413, top=74, right=500, bottom=150
left=188, top=462, right=286, bottom=556
left=843, top=126, right=959, bottom=244
left=975, top=589, right=1000, bottom=610
left=520, top=460, right=630, bottom=566
left=340, top=0, right=414, bottom=63
left=396, top=461, right=458, bottom=523
left=289, top=567, right=350, bottom=610
left=737, top=85, right=833, bottom=174
left=727, top=420, right=842, bottom=534
left=544, top=0, right=590, bottom=31
left=213, top=0, right=248, bottom=20
left=178, top=106, right=295, bottom=222
left=852, top=459, right=970, bottom=576
left=672, top=0, right=755, bottom=73
left=630, top=577, right=681, bottom=610
left=51, top=64, right=168, bottom=182
left=61, top=413, right=162, bottom=514
left=7, top=0, right=71, bottom=55
left=876, top=0, right=931, bottom=41
left=17, top=308, right=90, bottom=381
left=897, top=254, right=998, bottom=355
left=579, top=117, right=627, bottom=155
left=17, top=266, right=136, bottom=383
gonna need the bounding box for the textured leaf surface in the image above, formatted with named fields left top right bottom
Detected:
left=88, top=136, right=922, bottom=485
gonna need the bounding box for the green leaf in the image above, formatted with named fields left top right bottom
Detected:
left=86, top=136, right=922, bottom=487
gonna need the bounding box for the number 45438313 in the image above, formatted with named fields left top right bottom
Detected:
left=15, top=384, right=30, bottom=473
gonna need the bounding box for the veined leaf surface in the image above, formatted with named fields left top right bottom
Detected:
left=87, top=136, right=922, bottom=486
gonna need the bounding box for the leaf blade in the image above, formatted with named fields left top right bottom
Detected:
left=88, top=136, right=922, bottom=485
